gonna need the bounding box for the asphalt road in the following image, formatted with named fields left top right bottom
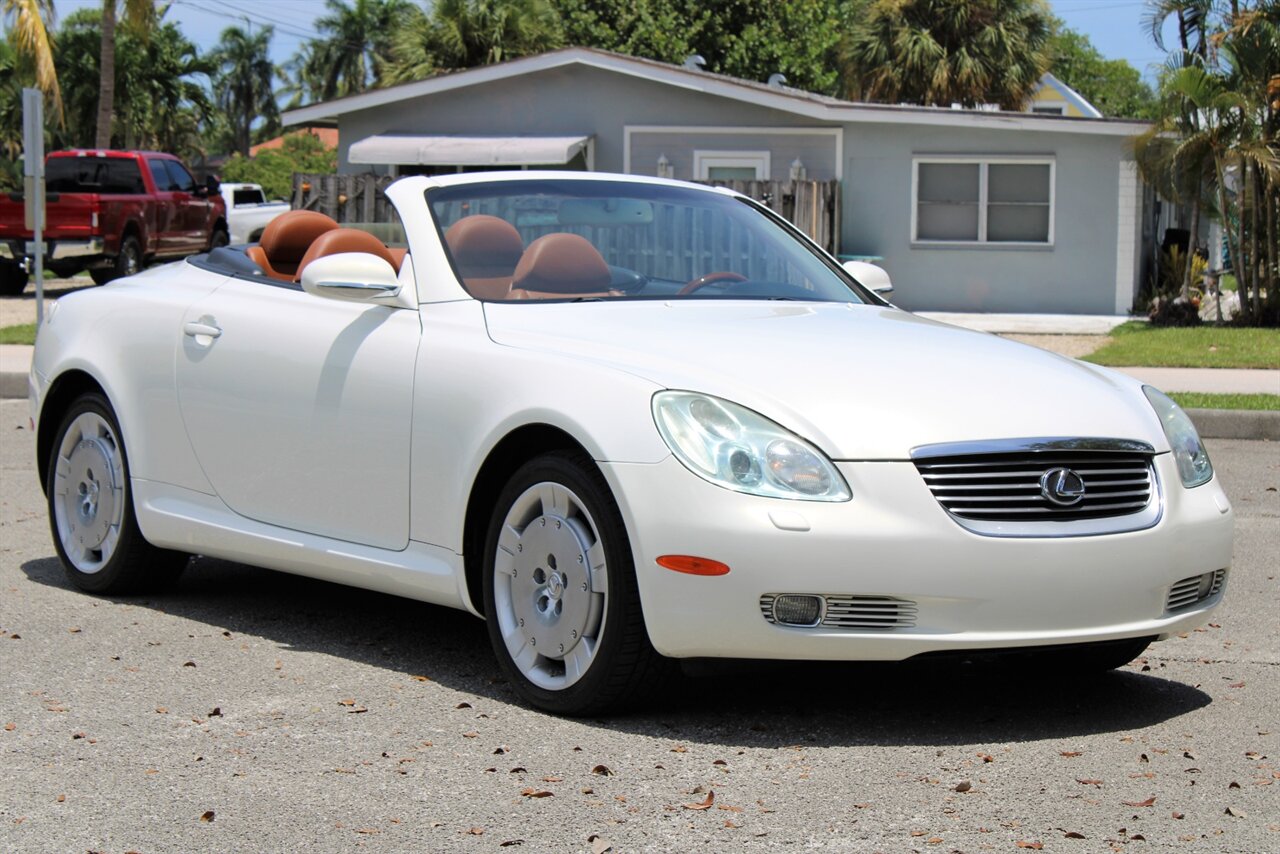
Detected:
left=1, top=398, right=1276, bottom=853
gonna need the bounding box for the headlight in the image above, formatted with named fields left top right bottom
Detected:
left=652, top=391, right=851, bottom=501
left=1143, top=386, right=1213, bottom=487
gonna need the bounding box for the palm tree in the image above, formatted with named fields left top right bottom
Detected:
left=839, top=0, right=1053, bottom=109
left=1141, top=0, right=1216, bottom=299
left=2, top=0, right=61, bottom=121
left=212, top=25, right=277, bottom=157
left=96, top=0, right=156, bottom=148
left=299, top=0, right=411, bottom=101
left=388, top=0, right=563, bottom=82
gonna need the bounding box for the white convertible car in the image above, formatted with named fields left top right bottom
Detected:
left=29, top=173, right=1233, bottom=714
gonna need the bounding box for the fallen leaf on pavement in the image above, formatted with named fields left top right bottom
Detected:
left=200, top=811, right=215, bottom=823
left=592, top=765, right=613, bottom=776
left=588, top=834, right=612, bottom=854
left=499, top=840, right=523, bottom=847
left=1076, top=779, right=1103, bottom=786
left=520, top=788, right=554, bottom=798
left=1122, top=797, right=1156, bottom=807
left=466, top=827, right=484, bottom=835
left=1015, top=842, right=1043, bottom=850
left=1063, top=831, right=1085, bottom=839
left=954, top=781, right=971, bottom=793
left=1060, top=751, right=1082, bottom=757
left=684, top=791, right=715, bottom=810
left=1225, top=806, right=1246, bottom=818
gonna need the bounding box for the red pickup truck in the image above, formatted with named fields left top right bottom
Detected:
left=0, top=150, right=228, bottom=295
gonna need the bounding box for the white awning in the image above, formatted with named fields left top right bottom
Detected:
left=348, top=134, right=591, bottom=166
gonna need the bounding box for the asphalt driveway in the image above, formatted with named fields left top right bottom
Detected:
left=1, top=399, right=1276, bottom=852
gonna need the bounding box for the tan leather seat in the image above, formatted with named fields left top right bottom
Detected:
left=508, top=233, right=619, bottom=300
left=246, top=210, right=339, bottom=282
left=444, top=215, right=524, bottom=300
left=294, top=228, right=401, bottom=282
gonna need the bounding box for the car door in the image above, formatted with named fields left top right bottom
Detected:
left=175, top=277, right=420, bottom=551
left=144, top=157, right=179, bottom=254
left=162, top=159, right=207, bottom=251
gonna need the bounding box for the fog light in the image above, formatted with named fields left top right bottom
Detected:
left=772, top=594, right=822, bottom=626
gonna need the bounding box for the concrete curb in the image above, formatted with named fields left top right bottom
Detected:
left=0, top=370, right=25, bottom=401
left=1187, top=408, right=1280, bottom=441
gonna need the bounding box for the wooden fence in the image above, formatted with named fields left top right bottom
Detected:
left=290, top=174, right=840, bottom=253
left=291, top=173, right=397, bottom=223
left=698, top=179, right=840, bottom=254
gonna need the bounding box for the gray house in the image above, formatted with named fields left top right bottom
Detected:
left=282, top=48, right=1152, bottom=315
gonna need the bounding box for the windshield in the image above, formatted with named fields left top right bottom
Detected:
left=427, top=179, right=867, bottom=304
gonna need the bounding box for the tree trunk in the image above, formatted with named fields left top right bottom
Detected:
left=1216, top=161, right=1250, bottom=325
left=1181, top=186, right=1200, bottom=301
left=1249, top=162, right=1261, bottom=319
left=95, top=1, right=116, bottom=149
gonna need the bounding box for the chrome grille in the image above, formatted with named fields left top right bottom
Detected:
left=760, top=594, right=917, bottom=630
left=1166, top=569, right=1226, bottom=612
left=914, top=450, right=1154, bottom=522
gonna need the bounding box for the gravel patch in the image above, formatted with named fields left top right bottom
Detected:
left=999, top=333, right=1110, bottom=359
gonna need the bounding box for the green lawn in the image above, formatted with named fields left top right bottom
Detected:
left=0, top=323, right=35, bottom=345
left=1084, top=322, right=1280, bottom=369
left=1170, top=392, right=1280, bottom=411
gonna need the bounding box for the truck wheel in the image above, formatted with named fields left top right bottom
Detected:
left=209, top=228, right=229, bottom=251
left=90, top=236, right=142, bottom=285
left=0, top=264, right=28, bottom=296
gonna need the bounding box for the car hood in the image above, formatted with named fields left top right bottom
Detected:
left=483, top=301, right=1166, bottom=460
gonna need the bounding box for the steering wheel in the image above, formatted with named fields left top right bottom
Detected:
left=677, top=271, right=747, bottom=296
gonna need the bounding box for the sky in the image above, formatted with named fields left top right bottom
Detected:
left=52, top=0, right=1175, bottom=82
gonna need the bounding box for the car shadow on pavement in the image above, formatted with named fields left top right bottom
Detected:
left=20, top=554, right=1212, bottom=748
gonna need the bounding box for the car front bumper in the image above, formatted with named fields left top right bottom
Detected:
left=602, top=453, right=1233, bottom=660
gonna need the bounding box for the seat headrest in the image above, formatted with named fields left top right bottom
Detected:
left=294, top=228, right=399, bottom=281
left=445, top=215, right=524, bottom=278
left=512, top=233, right=611, bottom=294
left=259, top=210, right=339, bottom=264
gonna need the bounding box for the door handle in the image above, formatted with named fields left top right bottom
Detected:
left=184, top=321, right=222, bottom=338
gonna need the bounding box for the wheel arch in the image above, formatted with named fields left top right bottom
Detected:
left=37, top=368, right=110, bottom=495
left=461, top=423, right=595, bottom=614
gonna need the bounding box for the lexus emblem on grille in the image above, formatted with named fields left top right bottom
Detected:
left=1040, top=467, right=1086, bottom=506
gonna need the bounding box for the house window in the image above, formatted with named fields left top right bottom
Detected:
left=694, top=150, right=771, bottom=181
left=913, top=157, right=1054, bottom=245
left=1031, top=105, right=1067, bottom=116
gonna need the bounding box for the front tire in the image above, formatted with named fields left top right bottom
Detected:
left=483, top=450, right=667, bottom=715
left=209, top=227, right=229, bottom=251
left=46, top=392, right=187, bottom=594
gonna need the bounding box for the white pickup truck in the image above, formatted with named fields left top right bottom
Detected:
left=219, top=183, right=290, bottom=244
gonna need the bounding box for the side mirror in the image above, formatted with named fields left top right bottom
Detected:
left=300, top=252, right=400, bottom=303
left=841, top=260, right=893, bottom=297
left=205, top=175, right=221, bottom=194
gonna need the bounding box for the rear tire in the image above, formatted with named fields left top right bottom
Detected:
left=483, top=450, right=668, bottom=715
left=0, top=264, right=28, bottom=296
left=209, top=228, right=229, bottom=251
left=46, top=392, right=188, bottom=594
left=90, top=235, right=142, bottom=285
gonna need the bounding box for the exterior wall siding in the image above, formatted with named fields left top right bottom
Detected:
left=838, top=123, right=1129, bottom=314
left=626, top=128, right=839, bottom=180
left=336, top=66, right=815, bottom=175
